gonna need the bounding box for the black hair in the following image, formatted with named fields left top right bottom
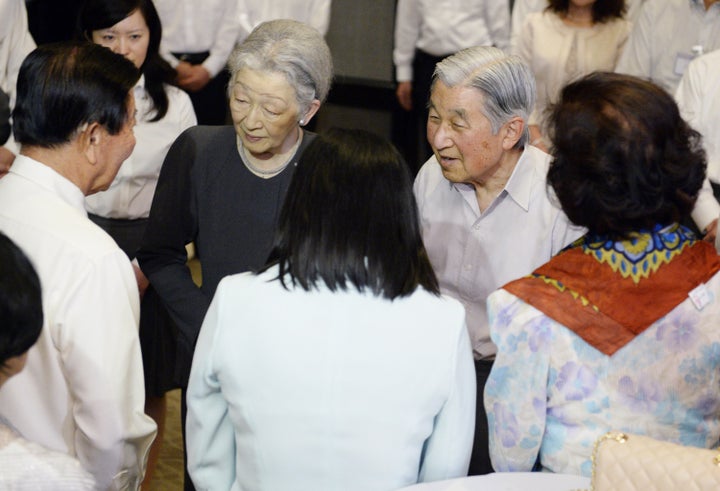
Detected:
left=547, top=0, right=626, bottom=23
left=77, top=0, right=175, bottom=122
left=0, top=89, right=10, bottom=145
left=265, top=127, right=440, bottom=299
left=12, top=41, right=140, bottom=148
left=0, top=232, right=43, bottom=370
left=547, top=71, right=706, bottom=238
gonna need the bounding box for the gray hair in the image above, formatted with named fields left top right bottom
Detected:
left=228, top=19, right=333, bottom=116
left=432, top=46, right=535, bottom=149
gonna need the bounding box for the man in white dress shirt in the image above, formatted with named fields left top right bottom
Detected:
left=676, top=49, right=720, bottom=253
left=414, top=46, right=583, bottom=475
left=154, top=0, right=242, bottom=125
left=393, top=0, right=510, bottom=170
left=0, top=42, right=156, bottom=490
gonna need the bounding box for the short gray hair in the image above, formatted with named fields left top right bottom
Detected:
left=228, top=19, right=334, bottom=116
left=432, top=46, right=535, bottom=149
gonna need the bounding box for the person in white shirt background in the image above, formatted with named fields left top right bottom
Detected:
left=512, top=0, right=631, bottom=150
left=511, top=0, right=646, bottom=51
left=393, top=0, right=510, bottom=171
left=0, top=0, right=35, bottom=175
left=76, top=0, right=197, bottom=487
left=236, top=0, right=332, bottom=41
left=615, top=0, right=720, bottom=245
left=0, top=41, right=156, bottom=491
left=675, top=49, right=720, bottom=254
left=154, top=0, right=241, bottom=125
left=0, top=231, right=97, bottom=491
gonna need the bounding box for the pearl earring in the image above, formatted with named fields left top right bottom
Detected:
left=299, top=119, right=305, bottom=125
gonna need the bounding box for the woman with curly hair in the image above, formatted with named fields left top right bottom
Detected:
left=485, top=72, right=720, bottom=476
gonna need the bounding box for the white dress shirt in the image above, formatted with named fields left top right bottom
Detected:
left=615, top=0, right=720, bottom=233
left=615, top=0, right=720, bottom=95
left=0, top=421, right=96, bottom=490
left=0, top=156, right=156, bottom=490
left=187, top=266, right=476, bottom=491
left=414, top=146, right=584, bottom=358
left=393, top=0, right=510, bottom=82
left=154, top=0, right=242, bottom=77
left=676, top=49, right=720, bottom=238
left=0, top=0, right=35, bottom=154
left=0, top=0, right=35, bottom=107
left=237, top=0, right=331, bottom=41
left=514, top=11, right=631, bottom=130
left=676, top=50, right=720, bottom=185
left=85, top=77, right=197, bottom=219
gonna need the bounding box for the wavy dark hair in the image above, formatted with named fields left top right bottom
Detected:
left=77, top=0, right=176, bottom=122
left=13, top=41, right=139, bottom=147
left=264, top=128, right=440, bottom=299
left=0, top=232, right=43, bottom=371
left=547, top=0, right=625, bottom=23
left=547, top=71, right=706, bottom=238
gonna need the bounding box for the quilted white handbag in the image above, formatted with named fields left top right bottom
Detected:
left=589, top=432, right=720, bottom=491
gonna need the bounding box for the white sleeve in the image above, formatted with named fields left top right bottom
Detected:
left=485, top=0, right=510, bottom=52
left=0, top=0, right=36, bottom=106
left=690, top=178, right=720, bottom=234
left=176, top=90, right=198, bottom=130
left=393, top=0, right=422, bottom=82
left=1, top=0, right=36, bottom=156
left=614, top=2, right=652, bottom=79
left=675, top=54, right=701, bottom=126
left=676, top=56, right=720, bottom=233
left=202, top=0, right=243, bottom=77
left=310, top=0, right=332, bottom=36
left=186, top=281, right=236, bottom=490
left=236, top=0, right=254, bottom=43
left=418, top=309, right=476, bottom=481
left=58, top=250, right=156, bottom=490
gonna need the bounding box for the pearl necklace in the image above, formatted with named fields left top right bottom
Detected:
left=237, top=132, right=302, bottom=178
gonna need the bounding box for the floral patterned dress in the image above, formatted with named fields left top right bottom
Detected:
left=484, top=225, right=720, bottom=476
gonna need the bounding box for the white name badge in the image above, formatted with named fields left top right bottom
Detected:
left=689, top=283, right=713, bottom=311
left=674, top=52, right=694, bottom=77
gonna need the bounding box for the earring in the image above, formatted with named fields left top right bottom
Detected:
left=300, top=119, right=306, bottom=126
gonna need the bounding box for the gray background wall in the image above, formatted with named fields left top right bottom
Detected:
left=316, top=0, right=398, bottom=145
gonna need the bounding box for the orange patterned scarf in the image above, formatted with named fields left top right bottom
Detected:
left=504, top=224, right=720, bottom=355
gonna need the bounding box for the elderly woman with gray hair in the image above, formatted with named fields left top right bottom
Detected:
left=136, top=19, right=333, bottom=489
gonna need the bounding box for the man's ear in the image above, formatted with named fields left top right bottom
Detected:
left=502, top=116, right=525, bottom=150
left=81, top=122, right=103, bottom=165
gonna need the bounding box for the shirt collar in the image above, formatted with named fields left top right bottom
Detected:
left=134, top=73, right=146, bottom=91
left=446, top=146, right=538, bottom=214
left=9, top=155, right=87, bottom=214
left=133, top=74, right=152, bottom=120
left=500, top=146, right=538, bottom=212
